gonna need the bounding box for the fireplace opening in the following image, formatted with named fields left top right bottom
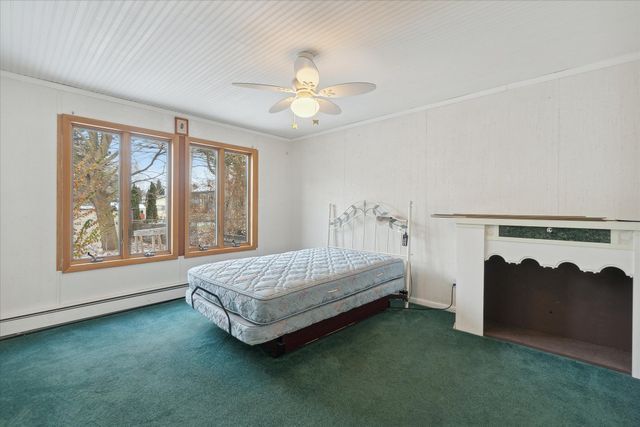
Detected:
left=484, top=255, right=633, bottom=373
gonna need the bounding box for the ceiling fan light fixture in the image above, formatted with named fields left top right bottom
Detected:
left=233, top=51, right=375, bottom=126
left=290, top=96, right=319, bottom=118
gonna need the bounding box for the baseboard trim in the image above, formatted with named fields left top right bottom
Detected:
left=0, top=284, right=188, bottom=338
left=409, top=296, right=456, bottom=313
left=1, top=287, right=452, bottom=338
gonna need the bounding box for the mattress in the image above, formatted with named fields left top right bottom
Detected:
left=187, top=247, right=405, bottom=325
left=187, top=277, right=404, bottom=345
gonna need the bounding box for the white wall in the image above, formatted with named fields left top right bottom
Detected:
left=290, top=60, right=640, bottom=307
left=0, top=73, right=294, bottom=333
left=2, top=59, right=639, bottom=334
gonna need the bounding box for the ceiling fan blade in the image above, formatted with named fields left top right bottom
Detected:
left=233, top=83, right=294, bottom=94
left=318, top=82, right=376, bottom=98
left=269, top=97, right=295, bottom=113
left=317, top=98, right=341, bottom=115
left=294, top=52, right=320, bottom=88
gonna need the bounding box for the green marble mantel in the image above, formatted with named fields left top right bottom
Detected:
left=498, top=225, right=611, bottom=243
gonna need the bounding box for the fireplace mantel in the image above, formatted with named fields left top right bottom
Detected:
left=433, top=214, right=640, bottom=379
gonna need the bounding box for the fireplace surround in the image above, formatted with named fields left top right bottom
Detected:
left=434, top=214, right=640, bottom=379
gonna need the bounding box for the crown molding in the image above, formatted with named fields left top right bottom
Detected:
left=290, top=51, right=640, bottom=142
left=4, top=50, right=638, bottom=143
left=0, top=70, right=290, bottom=142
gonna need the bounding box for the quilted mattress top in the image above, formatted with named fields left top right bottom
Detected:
left=187, top=247, right=405, bottom=324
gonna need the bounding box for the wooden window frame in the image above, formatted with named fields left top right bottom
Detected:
left=184, top=137, right=258, bottom=258
left=57, top=115, right=259, bottom=272
left=57, top=114, right=180, bottom=273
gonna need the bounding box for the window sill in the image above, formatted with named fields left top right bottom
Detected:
left=62, top=253, right=178, bottom=273
left=184, top=244, right=257, bottom=258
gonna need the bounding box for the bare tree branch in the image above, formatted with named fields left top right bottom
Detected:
left=131, top=146, right=166, bottom=177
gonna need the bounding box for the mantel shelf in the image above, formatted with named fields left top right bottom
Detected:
left=432, top=214, right=640, bottom=231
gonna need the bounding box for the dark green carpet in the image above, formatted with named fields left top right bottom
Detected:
left=1, top=300, right=639, bottom=426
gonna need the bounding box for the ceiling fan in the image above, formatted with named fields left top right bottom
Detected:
left=233, top=51, right=376, bottom=125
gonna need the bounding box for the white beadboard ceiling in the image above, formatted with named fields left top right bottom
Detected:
left=1, top=1, right=639, bottom=139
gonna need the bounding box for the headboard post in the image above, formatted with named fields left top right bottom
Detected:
left=362, top=201, right=367, bottom=250
left=327, top=203, right=335, bottom=247
left=405, top=200, right=413, bottom=308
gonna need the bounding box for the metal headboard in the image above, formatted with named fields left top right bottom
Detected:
left=327, top=200, right=413, bottom=307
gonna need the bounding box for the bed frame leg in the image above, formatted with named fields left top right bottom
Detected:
left=274, top=338, right=286, bottom=357
left=262, top=337, right=286, bottom=358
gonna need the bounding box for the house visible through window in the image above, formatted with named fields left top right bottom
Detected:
left=58, top=115, right=258, bottom=272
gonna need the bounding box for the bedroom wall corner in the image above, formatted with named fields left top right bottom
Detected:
left=288, top=59, right=640, bottom=308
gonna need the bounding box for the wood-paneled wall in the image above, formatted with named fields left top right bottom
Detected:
left=290, top=60, right=640, bottom=307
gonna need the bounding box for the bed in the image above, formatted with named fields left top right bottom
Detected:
left=186, top=200, right=413, bottom=355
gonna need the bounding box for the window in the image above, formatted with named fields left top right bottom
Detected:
left=223, top=151, right=250, bottom=247
left=188, top=144, right=218, bottom=249
left=185, top=137, right=257, bottom=257
left=129, top=135, right=171, bottom=255
left=58, top=115, right=258, bottom=272
left=58, top=115, right=178, bottom=272
left=70, top=126, right=122, bottom=261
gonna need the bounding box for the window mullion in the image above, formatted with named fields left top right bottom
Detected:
left=178, top=138, right=191, bottom=255
left=176, top=136, right=186, bottom=256
left=121, top=132, right=131, bottom=260
left=217, top=148, right=225, bottom=248
left=249, top=154, right=256, bottom=246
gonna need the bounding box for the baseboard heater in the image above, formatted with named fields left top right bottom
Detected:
left=0, top=284, right=188, bottom=339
